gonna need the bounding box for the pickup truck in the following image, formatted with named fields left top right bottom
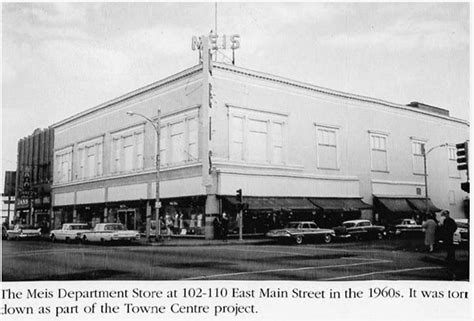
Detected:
left=334, top=219, right=386, bottom=240
left=50, top=223, right=91, bottom=243
left=81, top=223, right=140, bottom=243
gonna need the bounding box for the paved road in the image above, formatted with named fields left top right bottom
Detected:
left=1, top=238, right=469, bottom=281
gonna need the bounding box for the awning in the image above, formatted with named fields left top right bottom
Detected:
left=307, top=198, right=372, bottom=211
left=374, top=197, right=413, bottom=214
left=406, top=198, right=442, bottom=213
left=221, top=196, right=316, bottom=211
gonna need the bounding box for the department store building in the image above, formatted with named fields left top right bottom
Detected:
left=51, top=39, right=469, bottom=237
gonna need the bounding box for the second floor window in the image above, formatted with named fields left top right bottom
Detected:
left=370, top=133, right=388, bottom=172
left=412, top=141, right=425, bottom=175
left=248, top=119, right=268, bottom=163
left=160, top=111, right=199, bottom=167
left=111, top=126, right=144, bottom=174
left=316, top=126, right=338, bottom=170
left=54, top=147, right=73, bottom=184
left=78, top=137, right=103, bottom=180
left=228, top=107, right=287, bottom=164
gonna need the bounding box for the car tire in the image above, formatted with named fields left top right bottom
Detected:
left=323, top=234, right=332, bottom=244
left=51, top=234, right=56, bottom=243
left=65, top=237, right=70, bottom=244
left=295, top=235, right=304, bottom=245
left=82, top=235, right=88, bottom=244
left=376, top=232, right=383, bottom=240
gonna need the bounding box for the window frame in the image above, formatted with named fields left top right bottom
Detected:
left=411, top=138, right=427, bottom=176
left=369, top=131, right=389, bottom=173
left=227, top=106, right=288, bottom=165
left=110, top=124, right=145, bottom=174
left=315, top=123, right=340, bottom=170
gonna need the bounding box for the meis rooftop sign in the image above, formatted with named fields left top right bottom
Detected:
left=192, top=33, right=240, bottom=51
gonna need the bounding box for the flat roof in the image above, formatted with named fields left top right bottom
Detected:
left=52, top=61, right=469, bottom=128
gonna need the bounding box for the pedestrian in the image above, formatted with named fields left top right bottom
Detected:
left=422, top=214, right=437, bottom=252
left=441, top=210, right=457, bottom=263
left=221, top=212, right=229, bottom=241
left=213, top=215, right=222, bottom=240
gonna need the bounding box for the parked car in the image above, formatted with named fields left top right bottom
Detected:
left=334, top=219, right=386, bottom=240
left=81, top=223, right=140, bottom=243
left=453, top=219, right=469, bottom=245
left=50, top=223, right=91, bottom=243
left=390, top=219, right=423, bottom=236
left=5, top=224, right=41, bottom=240
left=266, top=221, right=336, bottom=245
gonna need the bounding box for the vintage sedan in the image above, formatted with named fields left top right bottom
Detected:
left=81, top=223, right=140, bottom=243
left=393, top=219, right=423, bottom=235
left=453, top=219, right=469, bottom=245
left=50, top=223, right=91, bottom=243
left=266, top=221, right=336, bottom=245
left=335, top=219, right=385, bottom=240
left=6, top=224, right=41, bottom=240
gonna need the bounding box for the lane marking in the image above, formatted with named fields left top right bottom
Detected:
left=206, top=246, right=386, bottom=261
left=182, top=260, right=391, bottom=280
left=321, top=266, right=446, bottom=281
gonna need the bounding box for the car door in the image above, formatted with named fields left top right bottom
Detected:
left=352, top=222, right=368, bottom=238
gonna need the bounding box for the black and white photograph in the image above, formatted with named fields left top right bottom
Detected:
left=1, top=2, right=471, bottom=320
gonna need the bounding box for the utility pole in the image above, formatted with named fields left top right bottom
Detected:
left=126, top=109, right=161, bottom=241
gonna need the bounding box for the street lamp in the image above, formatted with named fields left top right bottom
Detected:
left=422, top=143, right=448, bottom=217
left=126, top=109, right=161, bottom=241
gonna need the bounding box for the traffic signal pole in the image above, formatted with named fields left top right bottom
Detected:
left=456, top=141, right=469, bottom=193
left=236, top=189, right=243, bottom=241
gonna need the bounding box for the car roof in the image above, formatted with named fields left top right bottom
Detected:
left=343, top=220, right=370, bottom=224
left=288, top=221, right=317, bottom=224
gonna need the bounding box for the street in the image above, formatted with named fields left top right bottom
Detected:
left=1, top=237, right=469, bottom=281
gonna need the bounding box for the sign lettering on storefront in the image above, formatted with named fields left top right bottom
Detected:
left=192, top=33, right=240, bottom=51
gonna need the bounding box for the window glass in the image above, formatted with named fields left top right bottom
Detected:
left=317, top=127, right=338, bottom=169
left=249, top=119, right=267, bottom=162
left=231, top=116, right=244, bottom=160
left=412, top=141, right=425, bottom=174
left=188, top=118, right=198, bottom=161
left=371, top=134, right=388, bottom=171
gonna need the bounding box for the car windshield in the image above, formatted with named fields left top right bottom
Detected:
left=18, top=225, right=35, bottom=229
left=342, top=222, right=355, bottom=228
left=70, top=225, right=89, bottom=230
left=286, top=223, right=301, bottom=229
left=358, top=222, right=371, bottom=227
left=456, top=222, right=468, bottom=229
left=104, top=224, right=125, bottom=231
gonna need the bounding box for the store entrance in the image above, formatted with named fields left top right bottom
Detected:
left=117, top=209, right=136, bottom=230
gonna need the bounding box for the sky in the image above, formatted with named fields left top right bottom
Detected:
left=1, top=2, right=470, bottom=190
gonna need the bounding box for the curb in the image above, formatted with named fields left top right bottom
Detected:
left=138, top=239, right=272, bottom=247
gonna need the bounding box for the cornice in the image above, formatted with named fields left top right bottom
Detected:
left=52, top=64, right=203, bottom=129
left=213, top=63, right=469, bottom=126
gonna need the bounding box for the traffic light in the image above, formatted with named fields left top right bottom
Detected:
left=236, top=189, right=242, bottom=203
left=456, top=142, right=468, bottom=171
